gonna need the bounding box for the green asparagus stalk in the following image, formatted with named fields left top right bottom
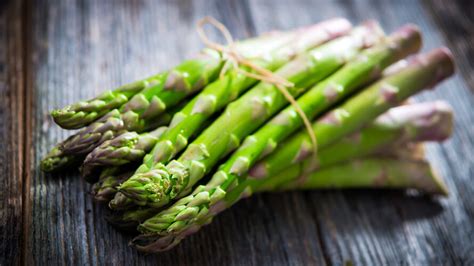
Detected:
left=92, top=166, right=136, bottom=202
left=133, top=48, right=455, bottom=252
left=273, top=158, right=447, bottom=193
left=103, top=100, right=452, bottom=229
left=254, top=101, right=453, bottom=191
left=52, top=50, right=221, bottom=131
left=41, top=104, right=176, bottom=172
left=81, top=18, right=353, bottom=174
left=307, top=100, right=453, bottom=168
left=133, top=157, right=447, bottom=252
left=51, top=74, right=165, bottom=130
left=177, top=24, right=421, bottom=211
left=81, top=127, right=168, bottom=179
left=251, top=48, right=455, bottom=180
left=50, top=25, right=319, bottom=129
left=42, top=21, right=352, bottom=173
left=119, top=23, right=384, bottom=208
left=103, top=143, right=424, bottom=231
left=82, top=115, right=218, bottom=179
left=104, top=138, right=420, bottom=229
left=134, top=19, right=354, bottom=170
left=121, top=22, right=421, bottom=226
left=46, top=53, right=221, bottom=154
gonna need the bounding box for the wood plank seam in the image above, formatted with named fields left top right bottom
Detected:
left=2, top=1, right=26, bottom=264
left=21, top=0, right=33, bottom=264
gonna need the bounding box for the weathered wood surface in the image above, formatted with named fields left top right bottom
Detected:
left=0, top=1, right=28, bottom=266
left=1, top=0, right=473, bottom=265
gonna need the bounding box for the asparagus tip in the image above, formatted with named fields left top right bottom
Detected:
left=118, top=169, right=175, bottom=207
left=131, top=234, right=179, bottom=253
left=51, top=108, right=91, bottom=130
left=40, top=151, right=77, bottom=173
left=109, top=192, right=135, bottom=210
left=394, top=24, right=422, bottom=53
left=380, top=100, right=454, bottom=142
left=93, top=187, right=117, bottom=202
left=425, top=47, right=456, bottom=84
left=421, top=101, right=454, bottom=142
left=50, top=108, right=71, bottom=120
left=397, top=24, right=421, bottom=38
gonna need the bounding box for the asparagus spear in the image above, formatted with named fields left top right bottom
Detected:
left=81, top=18, right=353, bottom=174
left=50, top=24, right=320, bottom=129
left=275, top=158, right=448, bottom=193
left=41, top=104, right=176, bottom=172
left=81, top=127, right=168, bottom=179
left=103, top=100, right=452, bottom=229
left=92, top=166, right=136, bottom=202
left=175, top=24, right=421, bottom=210
left=254, top=101, right=453, bottom=191
left=119, top=23, right=384, bottom=208
left=42, top=21, right=352, bottom=173
left=109, top=192, right=137, bottom=211
left=309, top=100, right=453, bottom=169
left=251, top=48, right=454, bottom=179
left=105, top=154, right=439, bottom=232
left=51, top=74, right=165, bottom=130
left=120, top=22, right=421, bottom=224
left=133, top=48, right=455, bottom=252
left=45, top=52, right=221, bottom=155
left=105, top=146, right=434, bottom=231
left=52, top=49, right=222, bottom=131
left=133, top=157, right=447, bottom=252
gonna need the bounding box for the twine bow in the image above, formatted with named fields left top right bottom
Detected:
left=196, top=16, right=318, bottom=158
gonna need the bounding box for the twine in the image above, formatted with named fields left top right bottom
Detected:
left=196, top=16, right=318, bottom=158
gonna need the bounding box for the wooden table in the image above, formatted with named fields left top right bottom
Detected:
left=2, top=0, right=473, bottom=264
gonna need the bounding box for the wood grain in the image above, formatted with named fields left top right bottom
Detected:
left=1, top=0, right=473, bottom=265
left=423, top=0, right=474, bottom=92
left=0, top=1, right=28, bottom=265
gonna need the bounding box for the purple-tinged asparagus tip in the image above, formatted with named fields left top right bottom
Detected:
left=94, top=187, right=118, bottom=202
left=382, top=101, right=453, bottom=142
left=394, top=24, right=421, bottom=40
left=413, top=47, right=456, bottom=87
left=413, top=101, right=453, bottom=142
left=429, top=47, right=455, bottom=79
left=132, top=234, right=180, bottom=253
left=391, top=24, right=422, bottom=53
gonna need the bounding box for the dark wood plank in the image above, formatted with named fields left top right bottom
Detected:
left=0, top=1, right=28, bottom=265
left=423, top=0, right=474, bottom=93
left=18, top=0, right=474, bottom=265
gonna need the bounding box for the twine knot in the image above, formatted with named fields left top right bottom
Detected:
left=196, top=16, right=318, bottom=158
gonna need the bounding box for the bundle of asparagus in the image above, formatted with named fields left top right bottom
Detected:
left=41, top=17, right=456, bottom=253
